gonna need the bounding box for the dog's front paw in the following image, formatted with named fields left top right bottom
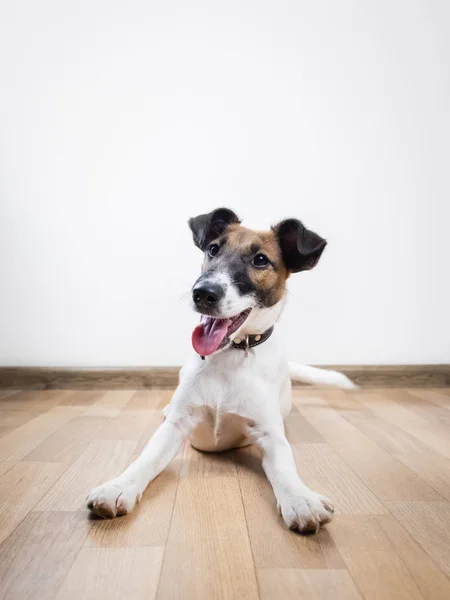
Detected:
left=279, top=491, right=334, bottom=534
left=86, top=479, right=141, bottom=518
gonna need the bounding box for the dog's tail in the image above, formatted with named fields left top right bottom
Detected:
left=288, top=362, right=357, bottom=389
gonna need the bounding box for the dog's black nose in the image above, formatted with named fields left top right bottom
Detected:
left=193, top=283, right=224, bottom=308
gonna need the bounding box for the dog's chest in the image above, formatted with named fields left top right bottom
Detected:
left=194, top=336, right=285, bottom=400
left=194, top=357, right=278, bottom=418
left=183, top=337, right=289, bottom=452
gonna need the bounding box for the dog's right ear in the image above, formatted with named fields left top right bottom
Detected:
left=188, top=208, right=241, bottom=250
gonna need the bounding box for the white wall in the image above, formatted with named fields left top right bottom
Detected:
left=1, top=0, right=449, bottom=367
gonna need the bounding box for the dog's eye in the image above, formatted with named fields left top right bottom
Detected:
left=208, top=244, right=220, bottom=258
left=252, top=253, right=269, bottom=268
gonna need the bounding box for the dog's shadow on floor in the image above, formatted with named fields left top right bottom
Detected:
left=184, top=443, right=266, bottom=476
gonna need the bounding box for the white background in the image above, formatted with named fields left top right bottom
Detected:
left=1, top=1, right=449, bottom=367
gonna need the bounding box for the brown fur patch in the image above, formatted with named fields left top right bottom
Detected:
left=211, top=224, right=289, bottom=307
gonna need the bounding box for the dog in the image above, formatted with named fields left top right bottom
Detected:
left=87, top=208, right=355, bottom=533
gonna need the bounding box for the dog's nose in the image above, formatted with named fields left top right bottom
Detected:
left=193, top=283, right=224, bottom=308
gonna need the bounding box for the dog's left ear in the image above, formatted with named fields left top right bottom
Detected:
left=188, top=208, right=241, bottom=250
left=273, top=219, right=327, bottom=273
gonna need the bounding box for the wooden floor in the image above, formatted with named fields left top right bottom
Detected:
left=0, top=388, right=449, bottom=599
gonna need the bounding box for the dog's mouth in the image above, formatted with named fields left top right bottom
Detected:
left=192, top=309, right=251, bottom=356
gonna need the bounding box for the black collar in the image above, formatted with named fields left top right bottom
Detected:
left=232, top=326, right=275, bottom=354
left=200, top=326, right=274, bottom=360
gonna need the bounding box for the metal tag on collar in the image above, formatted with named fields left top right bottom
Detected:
left=244, top=335, right=250, bottom=357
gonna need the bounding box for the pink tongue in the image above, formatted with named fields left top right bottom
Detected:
left=192, top=318, right=230, bottom=356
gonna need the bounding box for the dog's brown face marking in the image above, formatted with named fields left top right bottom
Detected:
left=189, top=207, right=327, bottom=314
left=204, top=223, right=289, bottom=307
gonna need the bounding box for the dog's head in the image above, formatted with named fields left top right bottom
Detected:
left=189, top=207, right=326, bottom=356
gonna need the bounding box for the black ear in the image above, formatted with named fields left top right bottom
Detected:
left=188, top=208, right=241, bottom=250
left=273, top=219, right=327, bottom=273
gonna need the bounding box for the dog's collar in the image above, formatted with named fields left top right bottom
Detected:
left=200, top=326, right=274, bottom=360
left=232, top=326, right=275, bottom=355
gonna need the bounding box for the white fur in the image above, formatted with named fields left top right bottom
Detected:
left=87, top=296, right=355, bottom=532
left=289, top=362, right=357, bottom=389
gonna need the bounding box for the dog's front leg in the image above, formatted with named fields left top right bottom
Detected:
left=257, top=426, right=334, bottom=533
left=87, top=396, right=193, bottom=518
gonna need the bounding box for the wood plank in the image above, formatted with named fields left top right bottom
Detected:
left=0, top=389, right=72, bottom=411
left=393, top=448, right=450, bottom=501
left=258, top=568, right=362, bottom=600
left=0, top=406, right=81, bottom=477
left=58, top=390, right=107, bottom=407
left=410, top=389, right=450, bottom=411
left=0, top=511, right=91, bottom=600
left=329, top=438, right=441, bottom=501
left=293, top=390, right=328, bottom=410
left=355, top=391, right=426, bottom=428
left=298, top=401, right=443, bottom=501
left=56, top=547, right=164, bottom=600
left=387, top=501, right=450, bottom=577
left=235, top=445, right=342, bottom=569
left=377, top=515, right=450, bottom=600
left=293, top=395, right=356, bottom=435
left=156, top=476, right=259, bottom=600
left=318, top=388, right=365, bottom=412
left=341, top=406, right=450, bottom=500
left=24, top=416, right=107, bottom=464
left=180, top=443, right=236, bottom=477
left=357, top=391, right=450, bottom=459
left=292, top=443, right=387, bottom=515
left=0, top=427, right=10, bottom=439
left=35, top=439, right=136, bottom=511
left=404, top=423, right=450, bottom=459
left=343, top=410, right=431, bottom=455
left=329, top=515, right=424, bottom=599
left=0, top=461, right=66, bottom=544
left=84, top=390, right=135, bottom=417
left=98, top=410, right=154, bottom=441
left=122, top=389, right=169, bottom=412
left=0, top=409, right=41, bottom=431
left=392, top=390, right=450, bottom=423
left=317, top=528, right=347, bottom=569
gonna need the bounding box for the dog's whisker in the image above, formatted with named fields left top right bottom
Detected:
left=179, top=291, right=192, bottom=303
